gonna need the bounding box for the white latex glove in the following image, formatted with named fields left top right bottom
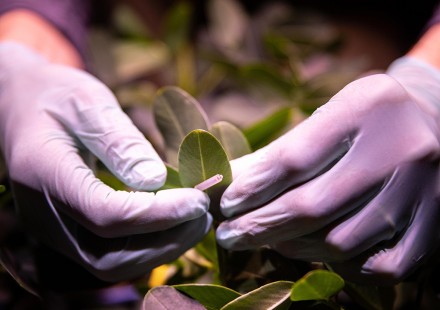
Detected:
left=217, top=57, right=440, bottom=284
left=0, top=42, right=212, bottom=282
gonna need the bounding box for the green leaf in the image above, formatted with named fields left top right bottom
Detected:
left=195, top=227, right=219, bottom=270
left=290, top=270, right=344, bottom=302
left=222, top=281, right=294, bottom=310
left=142, top=286, right=205, bottom=310
left=96, top=170, right=126, bottom=191
left=174, top=284, right=241, bottom=310
left=0, top=185, right=5, bottom=194
left=153, top=86, right=209, bottom=167
left=164, top=1, right=193, bottom=52
left=158, top=164, right=182, bottom=190
left=243, top=107, right=292, bottom=150
left=178, top=129, right=232, bottom=221
left=178, top=129, right=232, bottom=188
left=239, top=63, right=294, bottom=99
left=210, top=121, right=251, bottom=160
left=263, top=33, right=291, bottom=61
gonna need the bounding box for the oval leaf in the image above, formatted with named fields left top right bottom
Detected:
left=142, top=286, right=205, bottom=310
left=178, top=129, right=232, bottom=221
left=174, top=284, right=241, bottom=310
left=211, top=121, right=251, bottom=160
left=96, top=170, right=127, bottom=191
left=222, top=281, right=294, bottom=310
left=290, top=270, right=344, bottom=302
left=153, top=86, right=209, bottom=167
left=179, top=129, right=232, bottom=188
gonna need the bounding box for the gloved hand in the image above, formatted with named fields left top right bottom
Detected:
left=217, top=56, right=440, bottom=284
left=0, top=42, right=212, bottom=282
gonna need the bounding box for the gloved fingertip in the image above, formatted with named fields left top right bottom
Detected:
left=220, top=190, right=245, bottom=217
left=220, top=199, right=236, bottom=218
left=124, top=160, right=167, bottom=191
left=185, top=189, right=211, bottom=215
left=216, top=225, right=242, bottom=249
left=155, top=188, right=211, bottom=220
left=0, top=41, right=48, bottom=67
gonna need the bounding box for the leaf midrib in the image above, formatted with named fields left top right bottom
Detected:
left=197, top=132, right=207, bottom=180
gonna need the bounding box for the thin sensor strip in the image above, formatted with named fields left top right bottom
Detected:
left=194, top=174, right=223, bottom=191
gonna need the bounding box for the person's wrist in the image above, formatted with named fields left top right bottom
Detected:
left=0, top=9, right=83, bottom=68
left=407, top=23, right=440, bottom=70
left=387, top=56, right=440, bottom=119
left=384, top=22, right=440, bottom=118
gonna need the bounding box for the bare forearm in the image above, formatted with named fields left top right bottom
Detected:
left=0, top=0, right=90, bottom=68
left=408, top=23, right=440, bottom=70
left=0, top=10, right=83, bottom=68
left=408, top=4, right=440, bottom=70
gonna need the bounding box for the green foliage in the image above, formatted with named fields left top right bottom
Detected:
left=0, top=185, right=5, bottom=193
left=243, top=107, right=292, bottom=150
left=222, top=281, right=293, bottom=310
left=178, top=129, right=232, bottom=221
left=194, top=228, right=219, bottom=276
left=148, top=86, right=356, bottom=309
left=96, top=169, right=127, bottom=191
left=152, top=84, right=241, bottom=284
left=145, top=276, right=346, bottom=309
left=174, top=284, right=241, bottom=310
left=153, top=86, right=209, bottom=167
left=163, top=1, right=193, bottom=52
left=159, top=164, right=182, bottom=190
left=238, top=63, right=295, bottom=99
left=104, top=0, right=402, bottom=307
left=290, top=270, right=344, bottom=302
left=153, top=85, right=246, bottom=225
left=143, top=286, right=205, bottom=310
left=178, top=130, right=232, bottom=190
left=211, top=121, right=251, bottom=160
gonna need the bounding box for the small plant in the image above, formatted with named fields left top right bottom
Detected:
left=142, top=86, right=384, bottom=310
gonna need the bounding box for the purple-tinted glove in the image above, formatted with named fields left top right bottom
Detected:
left=0, top=42, right=212, bottom=282
left=217, top=56, right=440, bottom=284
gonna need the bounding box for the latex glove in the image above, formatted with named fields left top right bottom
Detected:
left=0, top=42, right=212, bottom=282
left=217, top=57, right=440, bottom=284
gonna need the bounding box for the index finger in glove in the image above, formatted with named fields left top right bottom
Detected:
left=221, top=88, right=356, bottom=218
left=220, top=75, right=438, bottom=218
left=217, top=115, right=438, bottom=250
left=217, top=76, right=440, bottom=249
left=41, top=69, right=166, bottom=190
left=31, top=137, right=210, bottom=238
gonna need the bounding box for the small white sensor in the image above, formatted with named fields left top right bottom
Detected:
left=194, top=174, right=223, bottom=191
